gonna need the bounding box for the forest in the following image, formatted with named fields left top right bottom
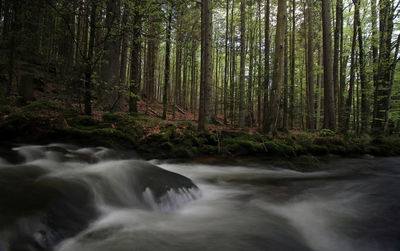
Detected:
left=0, top=0, right=399, bottom=140
left=2, top=1, right=400, bottom=250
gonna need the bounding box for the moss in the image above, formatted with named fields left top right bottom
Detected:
left=0, top=105, right=14, bottom=116
left=21, top=99, right=62, bottom=115
left=370, top=136, right=400, bottom=156
left=171, top=146, right=196, bottom=158
left=313, top=136, right=345, bottom=146
left=56, top=127, right=136, bottom=149
left=319, top=129, right=336, bottom=137
left=263, top=141, right=296, bottom=157
left=290, top=155, right=321, bottom=171
left=305, top=144, right=329, bottom=155
left=199, top=144, right=218, bottom=155
left=102, top=112, right=126, bottom=123
left=68, top=116, right=99, bottom=128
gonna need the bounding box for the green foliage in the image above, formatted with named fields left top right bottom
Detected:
left=319, top=129, right=336, bottom=137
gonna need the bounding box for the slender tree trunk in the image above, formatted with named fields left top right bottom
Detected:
left=198, top=0, right=212, bottom=131
left=283, top=26, right=289, bottom=130
left=84, top=1, right=97, bottom=115
left=248, top=27, right=254, bottom=127
left=316, top=41, right=323, bottom=130
left=371, top=0, right=378, bottom=122
left=101, top=0, right=122, bottom=111
left=353, top=0, right=368, bottom=133
left=257, top=0, right=262, bottom=129
left=333, top=0, right=342, bottom=119
left=306, top=0, right=315, bottom=130
left=119, top=4, right=130, bottom=110
left=289, top=0, right=296, bottom=129
left=238, top=0, right=246, bottom=127
left=129, top=0, right=142, bottom=114
left=322, top=0, right=336, bottom=130
left=338, top=1, right=345, bottom=130
left=263, top=0, right=270, bottom=129
left=229, top=0, right=235, bottom=125
left=162, top=8, right=172, bottom=120
left=223, top=0, right=229, bottom=124
left=344, top=9, right=358, bottom=132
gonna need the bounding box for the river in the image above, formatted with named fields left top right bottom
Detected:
left=0, top=143, right=399, bottom=251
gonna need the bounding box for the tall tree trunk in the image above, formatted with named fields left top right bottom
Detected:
left=248, top=27, right=254, bottom=127
left=264, top=0, right=287, bottom=134
left=257, top=0, right=262, bottom=128
left=238, top=0, right=246, bottom=127
left=338, top=0, right=345, bottom=130
left=371, top=0, right=378, bottom=123
left=282, top=27, right=289, bottom=130
left=316, top=40, right=323, bottom=130
left=353, top=0, right=368, bottom=133
left=229, top=0, right=235, bottom=125
left=129, top=0, right=142, bottom=114
left=306, top=0, right=315, bottom=130
left=223, top=0, right=229, bottom=124
left=263, top=0, right=270, bottom=130
left=322, top=0, right=336, bottom=130
left=289, top=0, right=296, bottom=129
left=198, top=0, right=212, bottom=131
left=344, top=9, right=358, bottom=132
left=101, top=0, right=122, bottom=111
left=119, top=4, right=130, bottom=110
left=84, top=1, right=97, bottom=115
left=333, top=0, right=342, bottom=119
left=162, top=8, right=172, bottom=120
left=175, top=12, right=182, bottom=109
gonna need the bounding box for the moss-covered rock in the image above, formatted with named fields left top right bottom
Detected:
left=290, top=155, right=321, bottom=171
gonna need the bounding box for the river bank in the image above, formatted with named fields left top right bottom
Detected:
left=1, top=100, right=400, bottom=167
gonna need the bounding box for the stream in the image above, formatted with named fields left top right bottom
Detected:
left=0, top=143, right=400, bottom=251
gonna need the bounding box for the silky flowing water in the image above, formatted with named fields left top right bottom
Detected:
left=0, top=144, right=399, bottom=251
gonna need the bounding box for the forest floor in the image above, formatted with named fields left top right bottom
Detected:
left=1, top=99, right=400, bottom=171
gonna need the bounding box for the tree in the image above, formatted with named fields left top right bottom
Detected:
left=372, top=0, right=394, bottom=134
left=162, top=4, right=172, bottom=120
left=129, top=0, right=142, bottom=114
left=264, top=0, right=287, bottom=134
left=198, top=0, right=212, bottom=131
left=306, top=0, right=315, bottom=130
left=100, top=0, right=122, bottom=111
left=263, top=0, right=270, bottom=130
left=238, top=0, right=246, bottom=127
left=354, top=0, right=368, bottom=133
left=321, top=0, right=336, bottom=130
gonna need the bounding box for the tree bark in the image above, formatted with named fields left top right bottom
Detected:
left=129, top=0, right=142, bottom=114
left=262, top=0, right=270, bottom=130
left=264, top=0, right=287, bottom=134
left=162, top=7, right=172, bottom=120
left=354, top=0, right=368, bottom=133
left=306, top=0, right=315, bottom=130
left=322, top=0, right=336, bottom=130
left=238, top=0, right=246, bottom=127
left=289, top=0, right=295, bottom=129
left=198, top=0, right=212, bottom=131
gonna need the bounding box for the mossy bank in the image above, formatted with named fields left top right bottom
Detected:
left=1, top=101, right=400, bottom=167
